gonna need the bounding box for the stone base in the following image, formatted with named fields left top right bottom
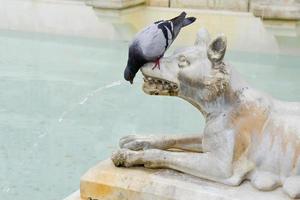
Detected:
left=86, top=0, right=145, bottom=9
left=63, top=190, right=81, bottom=200
left=79, top=159, right=291, bottom=200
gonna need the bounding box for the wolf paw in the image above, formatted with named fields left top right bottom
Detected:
left=111, top=149, right=137, bottom=167
left=283, top=176, right=300, bottom=199
left=119, top=135, right=157, bottom=151
left=250, top=171, right=281, bottom=191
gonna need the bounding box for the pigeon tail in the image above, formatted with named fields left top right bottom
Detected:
left=170, top=12, right=187, bottom=27
left=169, top=12, right=196, bottom=38
left=182, top=17, right=196, bottom=27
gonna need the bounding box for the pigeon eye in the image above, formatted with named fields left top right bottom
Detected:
left=178, top=55, right=190, bottom=68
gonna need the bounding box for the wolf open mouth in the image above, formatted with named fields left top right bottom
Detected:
left=142, top=75, right=179, bottom=96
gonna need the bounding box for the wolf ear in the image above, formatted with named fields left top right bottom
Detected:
left=195, top=28, right=210, bottom=47
left=207, top=35, right=227, bottom=66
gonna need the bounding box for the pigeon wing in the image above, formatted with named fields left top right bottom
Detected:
left=134, top=24, right=167, bottom=61
left=157, top=21, right=175, bottom=49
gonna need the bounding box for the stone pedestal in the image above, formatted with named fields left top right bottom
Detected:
left=75, top=159, right=291, bottom=200
left=63, top=190, right=80, bottom=200
left=86, top=0, right=145, bottom=9
left=250, top=0, right=300, bottom=20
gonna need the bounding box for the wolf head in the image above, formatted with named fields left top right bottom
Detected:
left=141, top=28, right=230, bottom=107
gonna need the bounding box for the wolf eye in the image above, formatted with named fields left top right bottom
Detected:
left=178, top=55, right=190, bottom=68
left=179, top=55, right=186, bottom=62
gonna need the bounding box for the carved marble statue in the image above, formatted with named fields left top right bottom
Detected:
left=112, top=28, right=300, bottom=199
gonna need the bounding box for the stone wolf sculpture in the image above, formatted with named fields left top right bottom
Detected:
left=112, top=28, right=300, bottom=199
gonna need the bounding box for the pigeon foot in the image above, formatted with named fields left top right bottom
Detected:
left=152, top=59, right=161, bottom=70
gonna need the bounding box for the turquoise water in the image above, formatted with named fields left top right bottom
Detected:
left=0, top=29, right=299, bottom=200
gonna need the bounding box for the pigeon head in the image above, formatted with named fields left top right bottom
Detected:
left=124, top=47, right=147, bottom=84
left=124, top=66, right=135, bottom=84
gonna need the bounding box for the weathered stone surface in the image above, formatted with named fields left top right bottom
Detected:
left=86, top=0, right=145, bottom=9
left=170, top=0, right=249, bottom=12
left=80, top=159, right=291, bottom=200
left=250, top=0, right=300, bottom=20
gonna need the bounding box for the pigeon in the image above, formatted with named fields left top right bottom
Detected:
left=124, top=12, right=196, bottom=84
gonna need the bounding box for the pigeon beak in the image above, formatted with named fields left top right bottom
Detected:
left=130, top=80, right=133, bottom=84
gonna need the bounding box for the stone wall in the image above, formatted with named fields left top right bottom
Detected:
left=147, top=0, right=169, bottom=7
left=86, top=0, right=146, bottom=9
left=250, top=0, right=300, bottom=20
left=145, top=0, right=300, bottom=20
left=87, top=0, right=300, bottom=20
left=146, top=0, right=250, bottom=11
left=0, top=0, right=117, bottom=39
left=170, top=0, right=249, bottom=12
